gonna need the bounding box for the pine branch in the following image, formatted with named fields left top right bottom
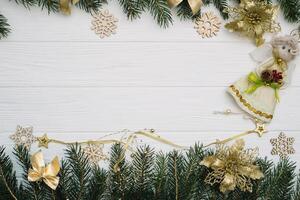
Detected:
left=13, top=0, right=36, bottom=9
left=276, top=0, right=300, bottom=23
left=0, top=146, right=19, bottom=200
left=260, top=158, right=296, bottom=200
left=118, top=0, right=143, bottom=20
left=212, top=0, right=228, bottom=19
left=88, top=166, right=107, bottom=200
left=130, top=145, right=155, bottom=199
left=63, top=144, right=92, bottom=200
left=292, top=170, right=300, bottom=200
left=75, top=0, right=106, bottom=13
left=148, top=0, right=173, bottom=28
left=106, top=143, right=131, bottom=199
left=36, top=0, right=60, bottom=13
left=153, top=152, right=168, bottom=199
left=0, top=14, right=10, bottom=39
left=166, top=150, right=185, bottom=200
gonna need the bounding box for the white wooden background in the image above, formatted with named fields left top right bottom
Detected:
left=0, top=1, right=299, bottom=166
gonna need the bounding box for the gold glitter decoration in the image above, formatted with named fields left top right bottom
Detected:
left=225, top=0, right=281, bottom=46
left=10, top=125, right=37, bottom=149
left=200, top=139, right=264, bottom=193
left=83, top=144, right=108, bottom=165
left=37, top=134, right=51, bottom=148
left=91, top=10, right=118, bottom=39
left=270, top=132, right=295, bottom=159
left=230, top=85, right=273, bottom=120
left=194, top=12, right=221, bottom=38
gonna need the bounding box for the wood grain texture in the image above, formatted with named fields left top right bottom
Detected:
left=0, top=0, right=299, bottom=164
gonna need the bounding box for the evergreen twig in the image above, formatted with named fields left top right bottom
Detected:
left=0, top=14, right=10, bottom=39
left=276, top=0, right=300, bottom=23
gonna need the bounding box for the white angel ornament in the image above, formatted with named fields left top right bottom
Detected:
left=228, top=34, right=299, bottom=123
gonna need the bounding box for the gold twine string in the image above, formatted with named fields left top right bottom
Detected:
left=204, top=118, right=268, bottom=147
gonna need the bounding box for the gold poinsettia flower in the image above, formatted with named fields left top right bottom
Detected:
left=200, top=139, right=264, bottom=193
left=225, top=0, right=280, bottom=46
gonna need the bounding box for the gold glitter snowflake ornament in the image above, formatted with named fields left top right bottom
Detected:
left=10, top=125, right=37, bottom=149
left=91, top=10, right=118, bottom=39
left=84, top=144, right=108, bottom=165
left=270, top=132, right=295, bottom=159
left=194, top=12, right=221, bottom=38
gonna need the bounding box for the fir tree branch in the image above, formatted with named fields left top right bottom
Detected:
left=118, top=0, right=143, bottom=20
left=153, top=152, right=167, bottom=199
left=292, top=170, right=300, bottom=200
left=148, top=0, right=173, bottom=28
left=276, top=0, right=300, bottom=23
left=0, top=146, right=19, bottom=200
left=130, top=145, right=155, bottom=199
left=212, top=0, right=228, bottom=19
left=36, top=0, right=60, bottom=13
left=0, top=14, right=10, bottom=39
left=75, top=0, right=106, bottom=13
left=64, top=144, right=92, bottom=200
left=260, top=158, right=296, bottom=200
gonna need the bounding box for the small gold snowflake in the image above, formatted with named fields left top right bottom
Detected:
left=83, top=144, right=107, bottom=165
left=10, top=125, right=37, bottom=149
left=194, top=12, right=221, bottom=38
left=91, top=10, right=118, bottom=39
left=270, top=132, right=295, bottom=159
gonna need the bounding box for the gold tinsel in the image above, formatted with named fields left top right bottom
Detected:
left=225, top=0, right=280, bottom=46
left=200, top=139, right=264, bottom=193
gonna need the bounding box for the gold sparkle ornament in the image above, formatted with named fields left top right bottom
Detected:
left=91, top=10, right=118, bottom=39
left=270, top=132, right=295, bottom=159
left=84, top=144, right=108, bottom=165
left=225, top=0, right=280, bottom=46
left=10, top=125, right=37, bottom=149
left=194, top=12, right=221, bottom=38
left=200, top=139, right=264, bottom=193
left=37, top=134, right=51, bottom=148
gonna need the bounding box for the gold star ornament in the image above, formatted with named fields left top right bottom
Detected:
left=37, top=134, right=51, bottom=148
left=225, top=0, right=280, bottom=46
left=200, top=139, right=264, bottom=193
left=270, top=132, right=295, bottom=159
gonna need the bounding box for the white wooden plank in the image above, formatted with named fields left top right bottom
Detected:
left=0, top=87, right=299, bottom=132
left=0, top=42, right=299, bottom=87
left=0, top=1, right=297, bottom=42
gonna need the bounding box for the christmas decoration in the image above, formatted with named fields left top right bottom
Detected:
left=194, top=12, right=221, bottom=38
left=225, top=0, right=281, bottom=46
left=0, top=14, right=10, bottom=39
left=10, top=125, right=37, bottom=149
left=201, top=139, right=264, bottom=193
left=228, top=34, right=299, bottom=123
left=60, top=0, right=80, bottom=15
left=168, top=0, right=203, bottom=15
left=0, top=144, right=299, bottom=199
left=1, top=0, right=300, bottom=39
left=28, top=151, right=60, bottom=190
left=270, top=132, right=295, bottom=159
left=83, top=144, right=107, bottom=165
left=91, top=10, right=118, bottom=39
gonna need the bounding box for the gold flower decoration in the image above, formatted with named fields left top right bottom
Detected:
left=200, top=139, right=264, bottom=193
left=225, top=0, right=280, bottom=46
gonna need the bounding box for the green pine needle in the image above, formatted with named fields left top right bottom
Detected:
left=0, top=14, right=10, bottom=39
left=148, top=0, right=173, bottom=28
left=276, top=0, right=300, bottom=23
left=118, top=0, right=143, bottom=20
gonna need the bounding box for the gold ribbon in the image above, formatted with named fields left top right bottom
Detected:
left=28, top=151, right=60, bottom=190
left=168, top=0, right=203, bottom=15
left=60, top=0, right=80, bottom=15
left=245, top=72, right=281, bottom=101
